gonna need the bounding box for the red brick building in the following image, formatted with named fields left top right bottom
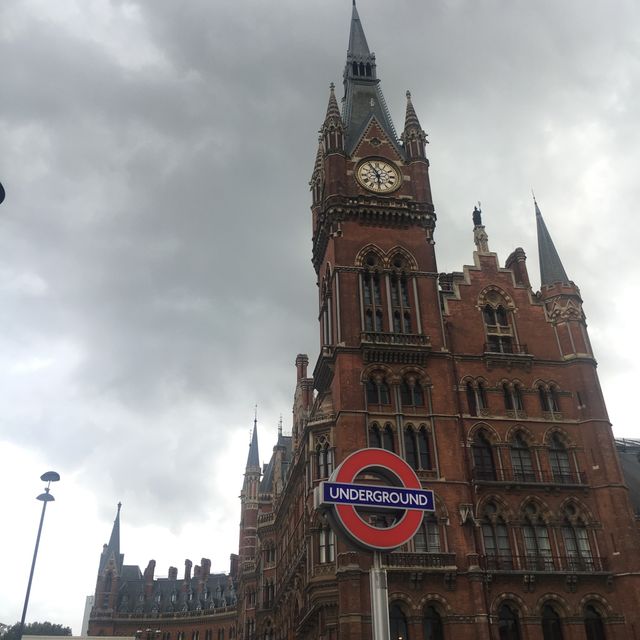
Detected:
left=89, top=4, right=640, bottom=640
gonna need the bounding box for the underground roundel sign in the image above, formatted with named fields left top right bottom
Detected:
left=315, top=448, right=435, bottom=551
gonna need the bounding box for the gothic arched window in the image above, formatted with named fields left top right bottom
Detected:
left=522, top=503, right=554, bottom=570
left=365, top=373, right=390, bottom=405
left=542, top=604, right=564, bottom=640
left=483, top=302, right=514, bottom=354
left=369, top=423, right=383, bottom=448
left=498, top=603, right=522, bottom=640
left=383, top=424, right=395, bottom=452
left=400, top=378, right=424, bottom=407
left=423, top=605, right=444, bottom=640
left=549, top=434, right=572, bottom=484
left=466, top=380, right=488, bottom=416
left=472, top=431, right=496, bottom=480
left=561, top=504, right=593, bottom=571
left=315, top=441, right=333, bottom=479
left=403, top=425, right=432, bottom=471
left=510, top=433, right=535, bottom=482
left=389, top=602, right=409, bottom=640
left=362, top=253, right=384, bottom=333
left=584, top=605, right=606, bottom=640
left=390, top=255, right=412, bottom=334
left=414, top=514, right=441, bottom=553
left=481, top=502, right=512, bottom=569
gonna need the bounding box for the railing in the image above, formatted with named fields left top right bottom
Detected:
left=257, top=513, right=275, bottom=525
left=361, top=332, right=431, bottom=347
left=471, top=467, right=586, bottom=486
left=483, top=342, right=528, bottom=355
left=382, top=552, right=456, bottom=569
left=480, top=554, right=607, bottom=573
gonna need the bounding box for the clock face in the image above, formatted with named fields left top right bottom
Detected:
left=356, top=158, right=401, bottom=193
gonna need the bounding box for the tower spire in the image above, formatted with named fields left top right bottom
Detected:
left=534, top=196, right=570, bottom=286
left=342, top=3, right=399, bottom=153
left=320, top=83, right=345, bottom=153
left=99, top=502, right=123, bottom=573
left=402, top=90, right=428, bottom=160
left=246, top=409, right=260, bottom=470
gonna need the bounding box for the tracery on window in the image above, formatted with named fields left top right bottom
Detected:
left=369, top=422, right=395, bottom=452
left=365, top=372, right=391, bottom=405
left=404, top=424, right=432, bottom=471
left=483, top=300, right=515, bottom=354
left=538, top=383, right=561, bottom=415
left=561, top=503, right=594, bottom=571
left=481, top=501, right=512, bottom=569
left=503, top=381, right=525, bottom=416
left=548, top=433, right=573, bottom=484
left=390, top=254, right=412, bottom=334
left=472, top=430, right=496, bottom=480
left=315, top=436, right=334, bottom=480
left=400, top=375, right=424, bottom=407
left=522, top=502, right=554, bottom=571
left=466, top=379, right=488, bottom=416
left=362, top=252, right=384, bottom=332
left=510, top=432, right=536, bottom=482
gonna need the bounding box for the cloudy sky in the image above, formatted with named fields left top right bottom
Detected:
left=2, top=0, right=639, bottom=633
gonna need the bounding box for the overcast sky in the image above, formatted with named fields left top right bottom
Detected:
left=2, top=0, right=639, bottom=633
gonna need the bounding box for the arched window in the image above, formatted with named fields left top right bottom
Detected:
left=315, top=441, right=333, bottom=479
left=404, top=425, right=418, bottom=469
left=362, top=254, right=384, bottom=332
left=352, top=61, right=358, bottom=75
left=404, top=425, right=432, bottom=470
left=400, top=378, right=424, bottom=407
left=365, top=62, right=372, bottom=77
left=359, top=62, right=365, bottom=76
left=481, top=502, right=512, bottom=569
left=503, top=383, right=524, bottom=413
left=561, top=504, right=593, bottom=571
left=466, top=381, right=488, bottom=416
left=414, top=514, right=440, bottom=553
left=383, top=424, right=395, bottom=452
left=584, top=605, right=606, bottom=640
left=483, top=303, right=514, bottom=353
left=366, top=373, right=390, bottom=405
left=549, top=434, right=572, bottom=484
left=472, top=431, right=496, bottom=480
left=510, top=434, right=535, bottom=482
left=390, top=257, right=412, bottom=334
left=389, top=603, right=409, bottom=640
left=541, top=603, right=564, bottom=640
left=498, top=603, right=521, bottom=640
left=319, top=527, right=335, bottom=563
left=538, top=384, right=560, bottom=414
left=522, top=503, right=554, bottom=570
left=369, top=423, right=383, bottom=448
left=423, top=605, right=444, bottom=640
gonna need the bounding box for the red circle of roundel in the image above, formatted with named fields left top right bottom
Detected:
left=332, top=448, right=423, bottom=550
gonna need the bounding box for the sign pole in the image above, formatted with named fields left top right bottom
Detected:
left=370, top=551, right=390, bottom=640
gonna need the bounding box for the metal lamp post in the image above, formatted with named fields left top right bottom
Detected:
left=17, top=471, right=60, bottom=640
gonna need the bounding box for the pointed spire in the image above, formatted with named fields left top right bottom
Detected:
left=534, top=196, right=570, bottom=286
left=100, top=502, right=122, bottom=573
left=246, top=410, right=260, bottom=470
left=348, top=1, right=371, bottom=58
left=402, top=90, right=428, bottom=160
left=342, top=3, right=400, bottom=154
left=403, top=91, right=421, bottom=130
left=324, top=82, right=341, bottom=122
left=320, top=83, right=344, bottom=153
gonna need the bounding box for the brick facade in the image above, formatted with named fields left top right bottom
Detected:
left=89, top=4, right=640, bottom=640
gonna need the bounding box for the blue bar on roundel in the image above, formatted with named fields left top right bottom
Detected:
left=321, top=481, right=435, bottom=511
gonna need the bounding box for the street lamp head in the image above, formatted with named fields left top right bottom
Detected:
left=36, top=492, right=55, bottom=502
left=41, top=471, right=60, bottom=483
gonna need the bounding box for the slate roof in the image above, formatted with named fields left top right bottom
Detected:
left=535, top=198, right=570, bottom=286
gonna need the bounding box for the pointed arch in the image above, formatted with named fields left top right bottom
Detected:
left=355, top=244, right=386, bottom=267
left=505, top=424, right=536, bottom=444
left=386, top=245, right=418, bottom=271
left=468, top=422, right=501, bottom=444
left=535, top=593, right=570, bottom=617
